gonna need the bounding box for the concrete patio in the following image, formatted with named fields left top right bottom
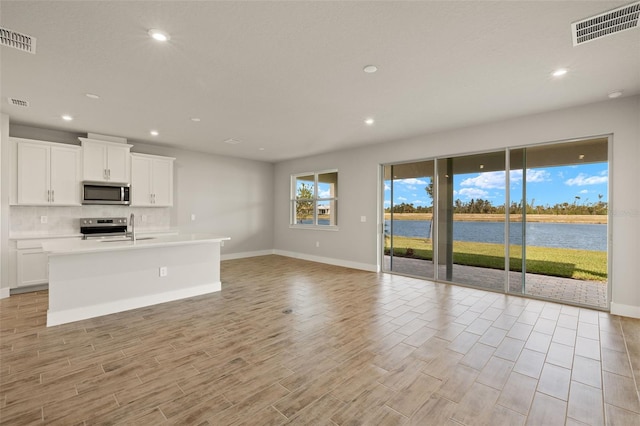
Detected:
left=384, top=256, right=608, bottom=309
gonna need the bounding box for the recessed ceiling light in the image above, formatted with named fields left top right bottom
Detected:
left=479, top=164, right=484, bottom=169
left=552, top=68, right=568, bottom=77
left=85, top=93, right=100, bottom=99
left=148, top=29, right=170, bottom=42
left=579, top=154, right=585, bottom=160
left=191, top=117, right=201, bottom=122
left=150, top=130, right=159, bottom=136
left=608, top=90, right=623, bottom=99
left=259, top=148, right=265, bottom=151
left=61, top=114, right=73, bottom=121
left=365, top=118, right=375, bottom=125
left=363, top=65, right=378, bottom=74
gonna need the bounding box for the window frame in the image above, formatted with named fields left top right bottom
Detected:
left=290, top=169, right=339, bottom=230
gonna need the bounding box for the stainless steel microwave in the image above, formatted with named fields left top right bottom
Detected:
left=82, top=181, right=131, bottom=205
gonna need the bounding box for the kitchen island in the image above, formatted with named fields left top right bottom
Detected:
left=41, top=234, right=230, bottom=326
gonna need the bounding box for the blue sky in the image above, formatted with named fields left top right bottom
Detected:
left=385, top=162, right=608, bottom=208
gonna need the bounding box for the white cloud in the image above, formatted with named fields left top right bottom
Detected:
left=461, top=171, right=505, bottom=189
left=526, top=169, right=550, bottom=182
left=565, top=173, right=608, bottom=186
left=318, top=189, right=331, bottom=198
left=460, top=169, right=549, bottom=190
left=384, top=183, right=391, bottom=191
left=413, top=199, right=426, bottom=204
left=458, top=188, right=489, bottom=199
left=406, top=185, right=417, bottom=191
left=384, top=200, right=391, bottom=206
left=398, top=178, right=428, bottom=185
left=397, top=196, right=407, bottom=201
left=579, top=189, right=589, bottom=194
left=510, top=169, right=550, bottom=184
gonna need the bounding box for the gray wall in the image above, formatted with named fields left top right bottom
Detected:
left=274, top=96, right=640, bottom=315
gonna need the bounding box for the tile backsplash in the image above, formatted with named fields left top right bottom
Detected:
left=10, top=206, right=172, bottom=236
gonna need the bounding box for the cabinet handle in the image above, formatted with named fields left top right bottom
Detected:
left=153, top=193, right=156, bottom=204
left=150, top=193, right=153, bottom=204
left=47, top=190, right=50, bottom=202
left=51, top=190, right=54, bottom=203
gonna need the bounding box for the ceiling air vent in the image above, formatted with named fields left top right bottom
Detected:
left=7, top=98, right=29, bottom=108
left=0, top=27, right=36, bottom=54
left=572, top=1, right=640, bottom=46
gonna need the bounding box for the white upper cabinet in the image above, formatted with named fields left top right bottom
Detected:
left=16, top=139, right=81, bottom=206
left=49, top=146, right=81, bottom=205
left=131, top=153, right=175, bottom=207
left=80, top=138, right=132, bottom=183
left=131, top=155, right=152, bottom=206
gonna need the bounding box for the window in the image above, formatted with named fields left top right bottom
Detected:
left=291, top=170, right=338, bottom=228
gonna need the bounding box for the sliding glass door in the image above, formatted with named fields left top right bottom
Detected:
left=383, top=161, right=435, bottom=278
left=435, top=151, right=506, bottom=290
left=381, top=137, right=609, bottom=309
left=509, top=138, right=609, bottom=308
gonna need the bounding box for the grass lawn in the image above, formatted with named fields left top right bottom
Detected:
left=385, top=236, right=607, bottom=282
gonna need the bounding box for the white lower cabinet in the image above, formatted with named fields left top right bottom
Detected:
left=14, top=238, right=81, bottom=288
left=16, top=248, right=48, bottom=287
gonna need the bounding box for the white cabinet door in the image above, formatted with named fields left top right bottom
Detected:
left=50, top=145, right=81, bottom=205
left=106, top=144, right=131, bottom=183
left=131, top=153, right=174, bottom=207
left=17, top=140, right=81, bottom=206
left=131, top=155, right=153, bottom=206
left=82, top=141, right=108, bottom=181
left=152, top=158, right=173, bottom=206
left=80, top=139, right=132, bottom=182
left=16, top=249, right=48, bottom=287
left=17, top=142, right=50, bottom=205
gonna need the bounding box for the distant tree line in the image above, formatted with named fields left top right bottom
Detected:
left=386, top=195, right=608, bottom=215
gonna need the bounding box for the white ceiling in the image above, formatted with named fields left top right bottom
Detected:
left=1, top=1, right=638, bottom=162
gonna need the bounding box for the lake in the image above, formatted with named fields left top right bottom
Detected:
left=385, top=220, right=607, bottom=251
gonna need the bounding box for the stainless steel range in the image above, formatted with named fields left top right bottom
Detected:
left=80, top=217, right=128, bottom=240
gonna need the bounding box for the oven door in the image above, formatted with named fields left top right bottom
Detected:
left=82, top=182, right=130, bottom=205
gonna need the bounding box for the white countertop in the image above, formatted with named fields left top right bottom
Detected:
left=10, top=233, right=84, bottom=241
left=42, top=233, right=230, bottom=256
left=10, top=229, right=179, bottom=241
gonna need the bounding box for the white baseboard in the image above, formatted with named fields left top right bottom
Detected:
left=274, top=250, right=378, bottom=272
left=610, top=302, right=640, bottom=319
left=47, top=282, right=221, bottom=327
left=221, top=250, right=275, bottom=261
left=0, top=287, right=10, bottom=299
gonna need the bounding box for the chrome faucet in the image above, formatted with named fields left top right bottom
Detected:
left=129, top=213, right=136, bottom=242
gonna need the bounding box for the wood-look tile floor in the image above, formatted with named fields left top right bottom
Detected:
left=1, top=255, right=639, bottom=425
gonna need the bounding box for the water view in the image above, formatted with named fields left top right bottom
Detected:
left=385, top=220, right=607, bottom=251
